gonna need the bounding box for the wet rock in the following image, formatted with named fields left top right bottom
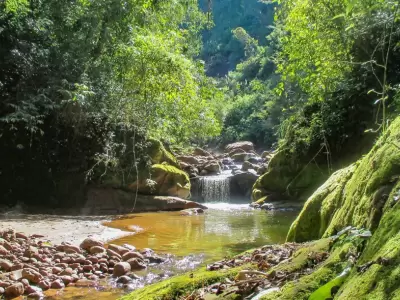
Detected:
left=75, top=279, right=97, bottom=287
left=80, top=238, right=104, bottom=252
left=180, top=208, right=204, bottom=216
left=146, top=255, right=165, bottom=264
left=60, top=276, right=73, bottom=285
left=51, top=279, right=65, bottom=289
left=38, top=280, right=50, bottom=291
left=126, top=258, right=146, bottom=271
left=27, top=292, right=44, bottom=299
left=5, top=283, right=24, bottom=298
left=122, top=251, right=144, bottom=261
left=117, top=275, right=132, bottom=284
left=113, top=262, right=131, bottom=277
left=89, top=246, right=106, bottom=254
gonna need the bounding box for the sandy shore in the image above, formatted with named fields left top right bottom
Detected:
left=0, top=213, right=133, bottom=245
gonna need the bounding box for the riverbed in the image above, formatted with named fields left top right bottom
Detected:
left=0, top=203, right=298, bottom=299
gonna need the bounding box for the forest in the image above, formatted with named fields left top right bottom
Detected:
left=0, top=0, right=400, bottom=299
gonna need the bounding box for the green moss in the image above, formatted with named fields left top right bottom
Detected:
left=287, top=165, right=356, bottom=242
left=121, top=266, right=248, bottom=300
left=252, top=150, right=328, bottom=201
left=147, top=138, right=180, bottom=168
left=287, top=117, right=400, bottom=242
left=335, top=181, right=400, bottom=300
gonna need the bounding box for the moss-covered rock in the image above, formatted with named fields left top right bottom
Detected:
left=287, top=164, right=356, bottom=242
left=281, top=117, right=400, bottom=300
left=121, top=266, right=247, bottom=300
left=251, top=150, right=328, bottom=201
left=146, top=138, right=180, bottom=168
left=288, top=117, right=400, bottom=242
left=128, top=163, right=191, bottom=199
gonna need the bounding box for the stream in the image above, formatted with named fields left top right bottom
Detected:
left=50, top=202, right=297, bottom=299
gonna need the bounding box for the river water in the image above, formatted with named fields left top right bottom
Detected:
left=105, top=203, right=297, bottom=262
left=3, top=202, right=298, bottom=299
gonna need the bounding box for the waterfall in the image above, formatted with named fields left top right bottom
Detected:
left=198, top=172, right=231, bottom=202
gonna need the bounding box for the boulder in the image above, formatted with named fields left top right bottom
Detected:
left=4, top=283, right=24, bottom=298
left=225, top=141, right=254, bottom=153
left=203, top=161, right=221, bottom=174
left=79, top=237, right=104, bottom=251
left=231, top=152, right=253, bottom=162
left=242, top=161, right=258, bottom=172
left=128, top=164, right=191, bottom=199
left=146, top=138, right=180, bottom=168
left=228, top=148, right=246, bottom=157
left=193, top=147, right=212, bottom=157
left=126, top=258, right=146, bottom=271
left=176, top=156, right=201, bottom=165
left=113, top=262, right=131, bottom=277
left=230, top=172, right=259, bottom=200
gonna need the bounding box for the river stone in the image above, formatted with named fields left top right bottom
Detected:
left=0, top=287, right=4, bottom=295
left=108, top=244, right=129, bottom=256
left=4, top=283, right=24, bottom=298
left=113, top=262, right=131, bottom=277
left=89, top=246, right=106, bottom=254
left=116, top=275, right=132, bottom=284
left=22, top=268, right=43, bottom=284
left=51, top=279, right=65, bottom=289
left=106, top=249, right=121, bottom=259
left=126, top=258, right=146, bottom=271
left=75, top=279, right=97, bottom=287
left=0, top=245, right=9, bottom=255
left=38, top=280, right=50, bottom=290
left=62, top=244, right=81, bottom=254
left=80, top=238, right=104, bottom=252
left=122, top=251, right=144, bottom=261
left=0, top=258, right=13, bottom=271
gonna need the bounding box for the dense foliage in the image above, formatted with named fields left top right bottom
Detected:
left=219, top=0, right=400, bottom=162
left=0, top=0, right=223, bottom=206
left=199, top=0, right=275, bottom=77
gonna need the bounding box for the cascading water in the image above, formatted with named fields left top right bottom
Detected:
left=198, top=170, right=232, bottom=202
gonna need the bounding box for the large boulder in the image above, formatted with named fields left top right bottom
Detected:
left=203, top=161, right=221, bottom=174
left=251, top=150, right=327, bottom=201
left=146, top=138, right=180, bottom=168
left=176, top=155, right=203, bottom=165
left=129, top=164, right=191, bottom=199
left=193, top=147, right=213, bottom=157
left=230, top=171, right=258, bottom=200
left=225, top=141, right=254, bottom=153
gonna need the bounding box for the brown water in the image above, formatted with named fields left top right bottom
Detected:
left=40, top=203, right=299, bottom=299
left=105, top=203, right=298, bottom=262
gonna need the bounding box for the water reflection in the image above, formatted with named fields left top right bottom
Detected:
left=105, top=203, right=298, bottom=262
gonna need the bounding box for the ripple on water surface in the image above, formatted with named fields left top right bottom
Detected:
left=104, top=203, right=298, bottom=262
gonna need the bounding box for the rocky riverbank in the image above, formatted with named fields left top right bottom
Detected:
left=0, top=228, right=166, bottom=299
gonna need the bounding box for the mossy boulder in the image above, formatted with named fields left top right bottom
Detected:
left=251, top=150, right=327, bottom=202
left=128, top=164, right=191, bottom=199
left=146, top=138, right=179, bottom=168
left=288, top=117, right=400, bottom=242
left=282, top=117, right=400, bottom=300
